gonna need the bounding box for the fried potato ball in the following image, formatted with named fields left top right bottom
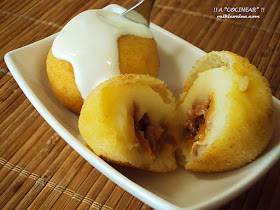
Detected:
left=46, top=49, right=83, bottom=114
left=176, top=51, right=274, bottom=172
left=46, top=35, right=159, bottom=114
left=79, top=74, right=177, bottom=172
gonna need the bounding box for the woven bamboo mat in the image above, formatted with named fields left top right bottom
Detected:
left=1, top=0, right=280, bottom=209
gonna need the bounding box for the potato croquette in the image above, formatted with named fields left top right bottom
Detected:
left=176, top=51, right=274, bottom=172
left=79, top=74, right=177, bottom=172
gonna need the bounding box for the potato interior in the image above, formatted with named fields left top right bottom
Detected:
left=177, top=67, right=233, bottom=162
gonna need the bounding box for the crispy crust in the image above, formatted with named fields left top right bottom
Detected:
left=118, top=35, right=159, bottom=77
left=85, top=142, right=163, bottom=172
left=46, top=48, right=83, bottom=114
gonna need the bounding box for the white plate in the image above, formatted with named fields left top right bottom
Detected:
left=4, top=4, right=280, bottom=210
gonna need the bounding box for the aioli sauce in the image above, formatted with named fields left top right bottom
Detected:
left=52, top=9, right=153, bottom=99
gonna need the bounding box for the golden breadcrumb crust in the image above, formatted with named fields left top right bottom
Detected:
left=46, top=49, right=83, bottom=114
left=118, top=35, right=159, bottom=77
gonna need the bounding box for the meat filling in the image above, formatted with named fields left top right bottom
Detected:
left=133, top=104, right=175, bottom=157
left=183, top=100, right=210, bottom=140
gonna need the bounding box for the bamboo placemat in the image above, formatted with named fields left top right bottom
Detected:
left=1, top=0, right=280, bottom=209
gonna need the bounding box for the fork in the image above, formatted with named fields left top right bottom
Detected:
left=121, top=0, right=157, bottom=27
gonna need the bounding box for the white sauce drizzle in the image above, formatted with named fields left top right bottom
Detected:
left=52, top=9, right=153, bottom=99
